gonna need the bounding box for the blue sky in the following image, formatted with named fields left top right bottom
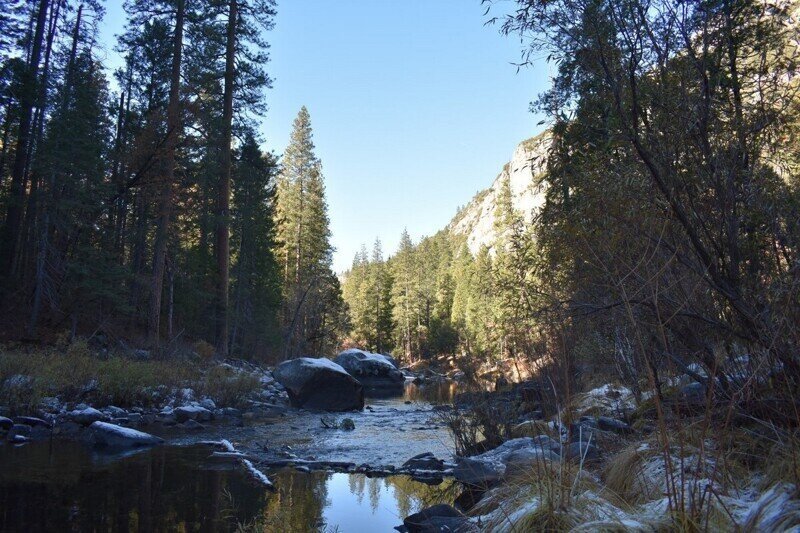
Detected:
left=100, top=1, right=549, bottom=272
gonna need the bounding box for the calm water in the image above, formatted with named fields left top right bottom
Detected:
left=0, top=382, right=462, bottom=532
left=0, top=442, right=455, bottom=532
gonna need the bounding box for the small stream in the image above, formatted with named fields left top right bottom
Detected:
left=0, top=382, right=462, bottom=532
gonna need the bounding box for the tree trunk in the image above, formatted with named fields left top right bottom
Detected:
left=1, top=0, right=49, bottom=279
left=28, top=2, right=81, bottom=336
left=20, top=0, right=62, bottom=282
left=148, top=0, right=184, bottom=349
left=215, top=0, right=237, bottom=357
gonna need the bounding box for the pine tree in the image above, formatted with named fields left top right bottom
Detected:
left=391, top=229, right=418, bottom=360
left=229, top=133, right=281, bottom=358
left=371, top=239, right=394, bottom=353
left=275, top=107, right=344, bottom=357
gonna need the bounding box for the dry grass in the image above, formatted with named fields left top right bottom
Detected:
left=199, top=365, right=262, bottom=408
left=602, top=444, right=658, bottom=505
left=0, top=341, right=263, bottom=412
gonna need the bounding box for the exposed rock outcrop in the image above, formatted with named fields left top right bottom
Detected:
left=448, top=132, right=550, bottom=254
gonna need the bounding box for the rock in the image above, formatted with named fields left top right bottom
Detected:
left=9, top=434, right=30, bottom=444
left=677, top=382, right=708, bottom=407
left=53, top=421, right=82, bottom=438
left=504, top=447, right=561, bottom=475
left=156, top=409, right=176, bottom=425
left=68, top=407, right=107, bottom=425
left=39, top=396, right=62, bottom=412
left=340, top=418, right=355, bottom=430
left=400, top=504, right=476, bottom=533
left=334, top=349, right=405, bottom=392
left=0, top=416, right=13, bottom=430
left=15, top=416, right=50, bottom=427
left=454, top=456, right=504, bottom=486
left=80, top=379, right=99, bottom=396
left=90, top=421, right=164, bottom=448
left=105, top=406, right=127, bottom=417
left=563, top=441, right=600, bottom=461
left=4, top=375, right=33, bottom=390
left=273, top=357, right=364, bottom=411
left=181, top=419, right=205, bottom=431
left=199, top=398, right=216, bottom=410
left=403, top=452, right=445, bottom=471
left=126, top=413, right=143, bottom=425
left=174, top=405, right=213, bottom=423
left=7, top=424, right=32, bottom=440
left=454, top=437, right=558, bottom=486
left=531, top=434, right=561, bottom=452
left=597, top=416, right=633, bottom=434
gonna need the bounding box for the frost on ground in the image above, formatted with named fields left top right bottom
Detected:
left=467, top=379, right=800, bottom=532
left=472, top=472, right=799, bottom=531
left=574, top=384, right=636, bottom=417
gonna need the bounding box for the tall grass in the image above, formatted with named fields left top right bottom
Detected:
left=0, top=340, right=263, bottom=413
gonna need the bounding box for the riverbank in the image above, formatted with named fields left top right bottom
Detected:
left=2, top=343, right=799, bottom=531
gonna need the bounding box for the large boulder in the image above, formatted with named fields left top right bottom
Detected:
left=399, top=504, right=476, bottom=533
left=454, top=437, right=559, bottom=487
left=334, top=349, right=405, bottom=393
left=68, top=407, right=108, bottom=426
left=174, top=405, right=213, bottom=423
left=273, top=357, right=364, bottom=411
left=90, top=421, right=164, bottom=448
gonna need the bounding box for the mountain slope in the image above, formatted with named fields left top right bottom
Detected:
left=447, top=131, right=550, bottom=253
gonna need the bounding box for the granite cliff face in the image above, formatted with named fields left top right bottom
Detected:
left=447, top=131, right=550, bottom=253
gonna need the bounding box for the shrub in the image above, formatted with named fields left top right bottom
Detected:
left=199, top=365, right=261, bottom=407
left=194, top=340, right=216, bottom=361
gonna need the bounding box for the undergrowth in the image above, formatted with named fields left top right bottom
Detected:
left=0, top=340, right=263, bottom=413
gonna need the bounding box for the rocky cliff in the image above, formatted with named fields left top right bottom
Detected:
left=447, top=131, right=550, bottom=254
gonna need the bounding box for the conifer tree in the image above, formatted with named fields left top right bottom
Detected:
left=391, top=229, right=418, bottom=360
left=275, top=107, right=343, bottom=357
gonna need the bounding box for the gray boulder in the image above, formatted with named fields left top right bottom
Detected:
left=505, top=447, right=562, bottom=476
left=454, top=437, right=558, bottom=486
left=403, top=452, right=445, bottom=471
left=400, top=504, right=476, bottom=533
left=273, top=357, right=364, bottom=411
left=563, top=440, right=600, bottom=461
left=334, top=349, right=404, bottom=392
left=0, top=416, right=13, bottom=430
left=597, top=416, right=633, bottom=434
left=68, top=407, right=108, bottom=425
left=174, top=405, right=213, bottom=423
left=15, top=416, right=50, bottom=427
left=90, top=421, right=164, bottom=448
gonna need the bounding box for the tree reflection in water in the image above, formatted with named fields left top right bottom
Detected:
left=0, top=442, right=455, bottom=532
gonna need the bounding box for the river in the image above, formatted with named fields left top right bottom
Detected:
left=0, top=382, right=461, bottom=532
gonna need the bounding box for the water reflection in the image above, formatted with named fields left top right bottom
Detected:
left=401, top=381, right=460, bottom=404
left=0, top=442, right=454, bottom=532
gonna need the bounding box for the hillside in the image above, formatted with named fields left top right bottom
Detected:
left=447, top=131, right=551, bottom=253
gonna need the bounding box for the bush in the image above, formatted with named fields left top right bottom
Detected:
left=0, top=343, right=199, bottom=413
left=193, top=340, right=216, bottom=361
left=199, top=365, right=261, bottom=407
